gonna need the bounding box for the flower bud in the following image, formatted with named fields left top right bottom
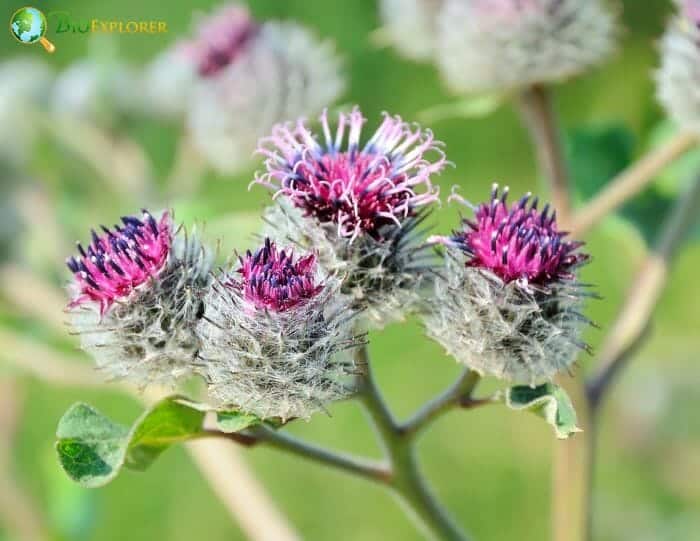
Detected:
left=378, top=0, right=442, bottom=61
left=254, top=106, right=446, bottom=328
left=424, top=185, right=593, bottom=385
left=67, top=210, right=213, bottom=386
left=196, top=239, right=361, bottom=420
left=436, top=0, right=617, bottom=93
left=142, top=44, right=198, bottom=118
left=657, top=0, right=700, bottom=134
left=168, top=3, right=344, bottom=174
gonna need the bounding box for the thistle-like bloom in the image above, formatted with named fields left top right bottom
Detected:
left=237, top=239, right=322, bottom=311
left=197, top=239, right=360, bottom=420
left=67, top=210, right=213, bottom=386
left=436, top=0, right=617, bottom=93
left=142, top=44, right=198, bottom=118
left=184, top=4, right=258, bottom=78
left=155, top=3, right=346, bottom=174
left=424, top=185, right=593, bottom=384
left=378, top=0, right=443, bottom=62
left=254, top=107, right=446, bottom=328
left=657, top=0, right=700, bottom=134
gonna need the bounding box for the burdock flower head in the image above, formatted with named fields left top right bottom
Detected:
left=378, top=0, right=443, bottom=62
left=424, top=185, right=593, bottom=385
left=143, top=4, right=256, bottom=118
left=254, top=106, right=446, bottom=328
left=657, top=0, right=700, bottom=134
left=197, top=238, right=361, bottom=421
left=436, top=0, right=617, bottom=93
left=67, top=210, right=213, bottom=386
left=151, top=2, right=346, bottom=174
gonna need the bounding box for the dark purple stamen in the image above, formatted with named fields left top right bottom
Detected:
left=449, top=186, right=589, bottom=285
left=231, top=238, right=323, bottom=312
left=66, top=210, right=172, bottom=314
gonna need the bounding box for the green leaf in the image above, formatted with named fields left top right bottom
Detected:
left=56, top=396, right=207, bottom=487
left=216, top=411, right=261, bottom=433
left=506, top=383, right=582, bottom=439
left=125, top=397, right=206, bottom=471
left=55, top=403, right=129, bottom=488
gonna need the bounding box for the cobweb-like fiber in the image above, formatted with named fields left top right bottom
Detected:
left=424, top=252, right=592, bottom=385
left=436, top=0, right=617, bottom=92
left=69, top=230, right=213, bottom=387
left=261, top=202, right=438, bottom=329
left=197, top=270, right=362, bottom=421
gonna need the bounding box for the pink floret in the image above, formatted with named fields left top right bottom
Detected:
left=683, top=0, right=700, bottom=26
left=66, top=210, right=172, bottom=314
left=254, top=107, right=444, bottom=241
left=438, top=185, right=588, bottom=285
left=180, top=4, right=258, bottom=78
left=232, top=238, right=323, bottom=312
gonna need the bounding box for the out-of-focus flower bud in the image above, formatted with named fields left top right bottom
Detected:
left=657, top=0, right=700, bottom=134
left=436, top=0, right=617, bottom=93
left=51, top=59, right=140, bottom=123
left=153, top=3, right=344, bottom=174
left=142, top=44, right=198, bottom=118
left=378, top=0, right=443, bottom=61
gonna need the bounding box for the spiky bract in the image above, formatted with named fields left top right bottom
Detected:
left=424, top=187, right=593, bottom=384
left=196, top=239, right=361, bottom=420
left=67, top=211, right=213, bottom=386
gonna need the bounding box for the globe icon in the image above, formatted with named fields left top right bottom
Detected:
left=9, top=6, right=55, bottom=53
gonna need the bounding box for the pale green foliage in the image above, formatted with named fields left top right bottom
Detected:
left=57, top=397, right=207, bottom=487
left=505, top=383, right=581, bottom=439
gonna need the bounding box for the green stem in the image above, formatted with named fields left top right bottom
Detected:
left=250, top=425, right=391, bottom=484
left=587, top=172, right=700, bottom=409
left=390, top=444, right=467, bottom=541
left=358, top=346, right=470, bottom=541
left=400, top=369, right=483, bottom=439
left=210, top=345, right=476, bottom=540
left=516, top=84, right=572, bottom=225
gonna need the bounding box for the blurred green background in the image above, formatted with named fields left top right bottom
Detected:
left=1, top=1, right=700, bottom=540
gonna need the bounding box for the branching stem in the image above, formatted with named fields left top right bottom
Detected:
left=586, top=173, right=700, bottom=410
left=571, top=131, right=698, bottom=237
left=211, top=345, right=477, bottom=541
left=357, top=345, right=470, bottom=541
left=400, top=369, right=485, bottom=439
left=247, top=426, right=392, bottom=483
left=517, top=84, right=572, bottom=225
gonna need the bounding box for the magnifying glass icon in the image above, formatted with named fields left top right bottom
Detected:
left=10, top=6, right=56, bottom=53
